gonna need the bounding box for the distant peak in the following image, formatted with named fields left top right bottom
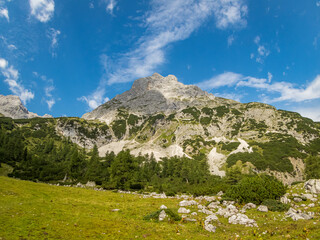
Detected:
left=151, top=72, right=164, bottom=78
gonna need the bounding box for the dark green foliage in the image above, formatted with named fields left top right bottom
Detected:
left=200, top=117, right=211, bottom=125
left=127, top=114, right=139, bottom=126
left=231, top=122, right=242, bottom=136
left=148, top=114, right=165, bottom=125
left=182, top=107, right=201, bottom=121
left=166, top=114, right=176, bottom=121
left=182, top=136, right=216, bottom=154
left=247, top=119, right=268, bottom=131
left=305, top=156, right=320, bottom=180
left=112, top=120, right=126, bottom=139
left=221, top=142, right=240, bottom=152
left=262, top=199, right=290, bottom=212
left=227, top=152, right=265, bottom=169
left=306, top=139, right=320, bottom=156
left=201, top=107, right=213, bottom=116
left=214, top=106, right=229, bottom=117
left=225, top=175, right=286, bottom=204
left=143, top=209, right=181, bottom=221
left=231, top=109, right=242, bottom=116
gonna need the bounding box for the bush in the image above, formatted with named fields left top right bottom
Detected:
left=143, top=209, right=181, bottom=221
left=225, top=175, right=287, bottom=204
left=262, top=199, right=290, bottom=212
left=305, top=156, right=320, bottom=180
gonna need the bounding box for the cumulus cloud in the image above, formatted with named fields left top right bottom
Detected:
left=105, top=0, right=117, bottom=15
left=293, top=106, right=320, bottom=122
left=0, top=8, right=9, bottom=22
left=81, top=0, right=248, bottom=109
left=253, top=36, right=270, bottom=63
left=0, top=58, right=34, bottom=104
left=47, top=28, right=60, bottom=57
left=197, top=72, right=243, bottom=90
left=227, top=34, right=235, bottom=46
left=198, top=71, right=320, bottom=104
left=29, top=0, right=55, bottom=22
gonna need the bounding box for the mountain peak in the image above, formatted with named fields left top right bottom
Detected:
left=82, top=73, right=218, bottom=123
left=0, top=94, right=52, bottom=119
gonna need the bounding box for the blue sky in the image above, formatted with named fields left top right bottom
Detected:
left=0, top=0, right=320, bottom=121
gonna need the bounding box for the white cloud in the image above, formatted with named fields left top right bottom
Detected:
left=198, top=72, right=320, bottom=105
left=317, top=1, right=320, bottom=7
left=253, top=36, right=270, bottom=63
left=46, top=99, right=55, bottom=110
left=81, top=0, right=248, bottom=109
left=213, top=0, right=248, bottom=29
left=215, top=92, right=242, bottom=102
left=227, top=34, right=235, bottom=46
left=47, top=28, right=60, bottom=57
left=197, top=72, right=243, bottom=90
left=0, top=8, right=9, bottom=22
left=29, top=0, right=54, bottom=22
left=7, top=44, right=17, bottom=50
left=267, top=72, right=272, bottom=83
left=105, top=0, right=117, bottom=14
left=0, top=58, right=34, bottom=104
left=0, top=58, right=8, bottom=69
left=294, top=106, right=320, bottom=122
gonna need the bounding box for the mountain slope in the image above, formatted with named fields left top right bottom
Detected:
left=0, top=95, right=52, bottom=119
left=79, top=74, right=320, bottom=183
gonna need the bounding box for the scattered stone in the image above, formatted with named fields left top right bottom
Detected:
left=304, top=179, right=320, bottom=194
left=280, top=196, right=291, bottom=204
left=184, top=218, right=197, bottom=222
left=216, top=204, right=238, bottom=218
left=207, top=201, right=220, bottom=209
left=217, top=191, right=224, bottom=196
left=198, top=208, right=214, bottom=215
left=285, top=208, right=313, bottom=221
left=205, top=214, right=219, bottom=223
left=159, top=210, right=167, bottom=221
left=160, top=205, right=167, bottom=210
left=204, top=224, right=216, bottom=233
left=191, top=212, right=197, bottom=216
left=228, top=213, right=257, bottom=227
left=178, top=207, right=190, bottom=214
left=197, top=204, right=205, bottom=209
left=293, top=197, right=302, bottom=203
left=179, top=200, right=197, bottom=207
left=111, top=209, right=120, bottom=212
left=257, top=205, right=268, bottom=212
left=308, top=203, right=315, bottom=208
left=85, top=181, right=96, bottom=187
left=241, top=203, right=256, bottom=212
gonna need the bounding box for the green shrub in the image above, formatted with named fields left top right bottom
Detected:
left=182, top=107, right=201, bottom=121
left=221, top=142, right=240, bottom=152
left=305, top=156, right=320, bottom=180
left=214, top=106, right=229, bottom=117
left=112, top=120, right=127, bottom=139
left=262, top=199, right=290, bottom=212
left=200, top=117, right=211, bottom=125
left=127, top=114, right=139, bottom=126
left=225, top=175, right=286, bottom=204
left=143, top=209, right=181, bottom=221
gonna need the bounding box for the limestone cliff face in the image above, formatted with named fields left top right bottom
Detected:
left=0, top=95, right=52, bottom=119
left=82, top=73, right=232, bottom=124
left=79, top=73, right=320, bottom=184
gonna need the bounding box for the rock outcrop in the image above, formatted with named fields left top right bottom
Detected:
left=0, top=95, right=52, bottom=119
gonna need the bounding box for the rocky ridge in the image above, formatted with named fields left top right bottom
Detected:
left=0, top=95, right=52, bottom=119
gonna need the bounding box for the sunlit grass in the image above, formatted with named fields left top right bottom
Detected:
left=0, top=176, right=319, bottom=239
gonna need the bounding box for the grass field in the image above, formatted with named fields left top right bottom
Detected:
left=0, top=176, right=319, bottom=240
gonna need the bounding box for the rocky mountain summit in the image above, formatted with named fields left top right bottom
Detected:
left=82, top=73, right=230, bottom=124
left=78, top=73, right=320, bottom=184
left=0, top=95, right=52, bottom=119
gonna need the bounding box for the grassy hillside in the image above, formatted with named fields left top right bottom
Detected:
left=0, top=177, right=319, bottom=240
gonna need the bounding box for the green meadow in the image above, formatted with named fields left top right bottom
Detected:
left=0, top=176, right=319, bottom=240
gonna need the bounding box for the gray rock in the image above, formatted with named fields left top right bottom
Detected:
left=280, top=196, right=291, bottom=204
left=85, top=181, right=96, bottom=187
left=293, top=197, right=302, bottom=203
left=160, top=205, right=167, bottom=210
left=241, top=203, right=257, bottom=212
left=204, top=224, right=216, bottom=233
left=179, top=200, right=197, bottom=207
left=159, top=210, right=167, bottom=221
left=285, top=208, right=313, bottom=221
left=257, top=205, right=268, bottom=212
left=0, top=94, right=52, bottom=119
left=216, top=204, right=238, bottom=218
left=304, top=179, right=320, bottom=194
left=178, top=207, right=190, bottom=214
left=228, top=213, right=258, bottom=227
